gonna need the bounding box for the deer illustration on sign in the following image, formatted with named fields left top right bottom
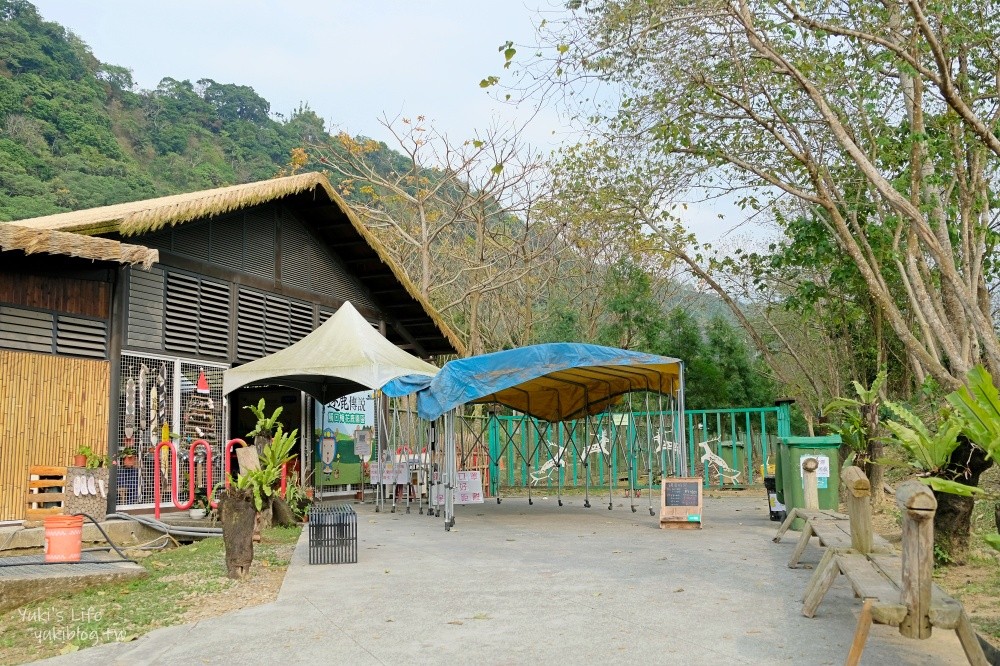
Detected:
left=698, top=437, right=741, bottom=483
left=529, top=439, right=567, bottom=485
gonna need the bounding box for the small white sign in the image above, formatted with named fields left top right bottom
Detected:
left=800, top=454, right=831, bottom=489
left=369, top=462, right=409, bottom=485
left=433, top=470, right=485, bottom=505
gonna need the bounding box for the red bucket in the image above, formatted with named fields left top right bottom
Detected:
left=44, top=515, right=83, bottom=562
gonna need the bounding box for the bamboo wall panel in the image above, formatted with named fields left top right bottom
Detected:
left=0, top=350, right=110, bottom=521
left=0, top=270, right=111, bottom=319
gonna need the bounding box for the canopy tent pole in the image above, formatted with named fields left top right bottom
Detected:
left=677, top=362, right=688, bottom=475
left=446, top=410, right=457, bottom=529
left=430, top=418, right=440, bottom=518
left=583, top=388, right=592, bottom=509
left=627, top=391, right=636, bottom=513
left=606, top=407, right=615, bottom=511
left=646, top=390, right=655, bottom=516
left=556, top=421, right=564, bottom=507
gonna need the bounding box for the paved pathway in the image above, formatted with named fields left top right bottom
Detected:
left=39, top=496, right=964, bottom=665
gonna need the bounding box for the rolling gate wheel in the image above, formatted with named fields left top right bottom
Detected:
left=308, top=504, right=358, bottom=564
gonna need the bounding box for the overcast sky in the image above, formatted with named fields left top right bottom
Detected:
left=32, top=1, right=555, bottom=145
left=30, top=0, right=760, bottom=246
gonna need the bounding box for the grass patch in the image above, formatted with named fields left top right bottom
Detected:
left=0, top=525, right=301, bottom=664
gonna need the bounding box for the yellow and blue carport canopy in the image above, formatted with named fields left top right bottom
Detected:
left=382, top=343, right=683, bottom=423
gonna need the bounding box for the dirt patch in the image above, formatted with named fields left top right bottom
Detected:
left=177, top=541, right=296, bottom=624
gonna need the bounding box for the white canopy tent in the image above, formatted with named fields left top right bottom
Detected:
left=222, top=301, right=439, bottom=403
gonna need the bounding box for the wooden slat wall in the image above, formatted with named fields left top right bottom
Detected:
left=0, top=270, right=111, bottom=319
left=0, top=350, right=110, bottom=521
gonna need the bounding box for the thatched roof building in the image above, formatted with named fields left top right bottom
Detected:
left=0, top=172, right=461, bottom=522
left=15, top=172, right=462, bottom=356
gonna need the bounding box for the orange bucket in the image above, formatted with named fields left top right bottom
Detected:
left=44, top=515, right=83, bottom=562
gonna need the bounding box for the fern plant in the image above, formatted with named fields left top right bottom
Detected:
left=946, top=364, right=1000, bottom=461
left=245, top=398, right=283, bottom=439
left=259, top=426, right=298, bottom=470
left=230, top=467, right=281, bottom=511
left=882, top=401, right=964, bottom=474
left=824, top=369, right=886, bottom=455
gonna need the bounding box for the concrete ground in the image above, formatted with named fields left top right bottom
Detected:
left=38, top=495, right=965, bottom=665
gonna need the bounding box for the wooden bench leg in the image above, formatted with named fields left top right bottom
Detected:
left=955, top=611, right=989, bottom=666
left=844, top=598, right=874, bottom=666
left=802, top=553, right=840, bottom=618
left=788, top=520, right=815, bottom=568
left=802, top=548, right=836, bottom=602
left=773, top=508, right=799, bottom=543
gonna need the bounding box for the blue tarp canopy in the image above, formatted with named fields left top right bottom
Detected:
left=382, top=343, right=683, bottom=423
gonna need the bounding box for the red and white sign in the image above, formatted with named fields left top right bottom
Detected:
left=433, top=470, right=484, bottom=505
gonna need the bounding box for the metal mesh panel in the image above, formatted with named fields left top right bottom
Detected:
left=117, top=354, right=227, bottom=508
left=178, top=361, right=226, bottom=504
left=117, top=354, right=175, bottom=507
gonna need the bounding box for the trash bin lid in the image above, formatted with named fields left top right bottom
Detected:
left=781, top=435, right=842, bottom=447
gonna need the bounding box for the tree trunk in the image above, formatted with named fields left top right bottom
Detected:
left=254, top=433, right=272, bottom=458
left=933, top=438, right=992, bottom=561
left=255, top=496, right=273, bottom=532
left=220, top=491, right=256, bottom=579
left=271, top=496, right=296, bottom=527
left=860, top=402, right=884, bottom=508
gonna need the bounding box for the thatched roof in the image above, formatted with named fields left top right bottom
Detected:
left=14, top=172, right=463, bottom=356
left=0, top=223, right=158, bottom=267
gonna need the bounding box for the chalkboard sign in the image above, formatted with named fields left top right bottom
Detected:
left=660, top=477, right=703, bottom=529
left=665, top=481, right=700, bottom=507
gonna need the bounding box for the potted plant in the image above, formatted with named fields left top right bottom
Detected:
left=120, top=446, right=137, bottom=468
left=74, top=446, right=107, bottom=469
left=189, top=488, right=210, bottom=519
left=86, top=453, right=109, bottom=469
left=74, top=445, right=92, bottom=467
left=282, top=477, right=312, bottom=523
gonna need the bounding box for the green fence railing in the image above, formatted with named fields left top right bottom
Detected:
left=484, top=403, right=791, bottom=493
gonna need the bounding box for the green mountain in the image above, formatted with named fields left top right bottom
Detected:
left=0, top=0, right=378, bottom=220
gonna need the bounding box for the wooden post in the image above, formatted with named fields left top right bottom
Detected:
left=842, top=466, right=873, bottom=554
left=802, top=457, right=819, bottom=510
left=896, top=480, right=936, bottom=639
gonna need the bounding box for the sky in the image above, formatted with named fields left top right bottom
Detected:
left=30, top=0, right=757, bottom=246
left=32, top=1, right=555, bottom=145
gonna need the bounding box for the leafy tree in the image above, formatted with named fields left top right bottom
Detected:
left=516, top=0, right=1000, bottom=549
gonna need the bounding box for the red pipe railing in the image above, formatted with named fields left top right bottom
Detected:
left=153, top=437, right=289, bottom=518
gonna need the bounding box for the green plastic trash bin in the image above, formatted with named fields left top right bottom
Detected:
left=716, top=439, right=747, bottom=486
left=776, top=435, right=842, bottom=529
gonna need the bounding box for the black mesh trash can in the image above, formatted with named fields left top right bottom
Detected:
left=764, top=476, right=785, bottom=522
left=308, top=504, right=358, bottom=564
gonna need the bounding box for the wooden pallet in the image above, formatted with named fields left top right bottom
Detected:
left=25, top=465, right=67, bottom=523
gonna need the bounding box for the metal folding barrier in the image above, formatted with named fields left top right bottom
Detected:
left=308, top=504, right=358, bottom=564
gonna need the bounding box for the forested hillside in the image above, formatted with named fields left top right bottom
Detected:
left=0, top=0, right=776, bottom=409
left=0, top=0, right=371, bottom=218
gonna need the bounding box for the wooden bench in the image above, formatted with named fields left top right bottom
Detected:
left=773, top=467, right=894, bottom=568
left=795, top=470, right=987, bottom=665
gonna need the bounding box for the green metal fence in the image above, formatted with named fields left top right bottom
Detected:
left=484, top=404, right=790, bottom=494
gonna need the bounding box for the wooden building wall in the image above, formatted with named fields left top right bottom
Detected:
left=0, top=350, right=110, bottom=521
left=0, top=270, right=111, bottom=319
